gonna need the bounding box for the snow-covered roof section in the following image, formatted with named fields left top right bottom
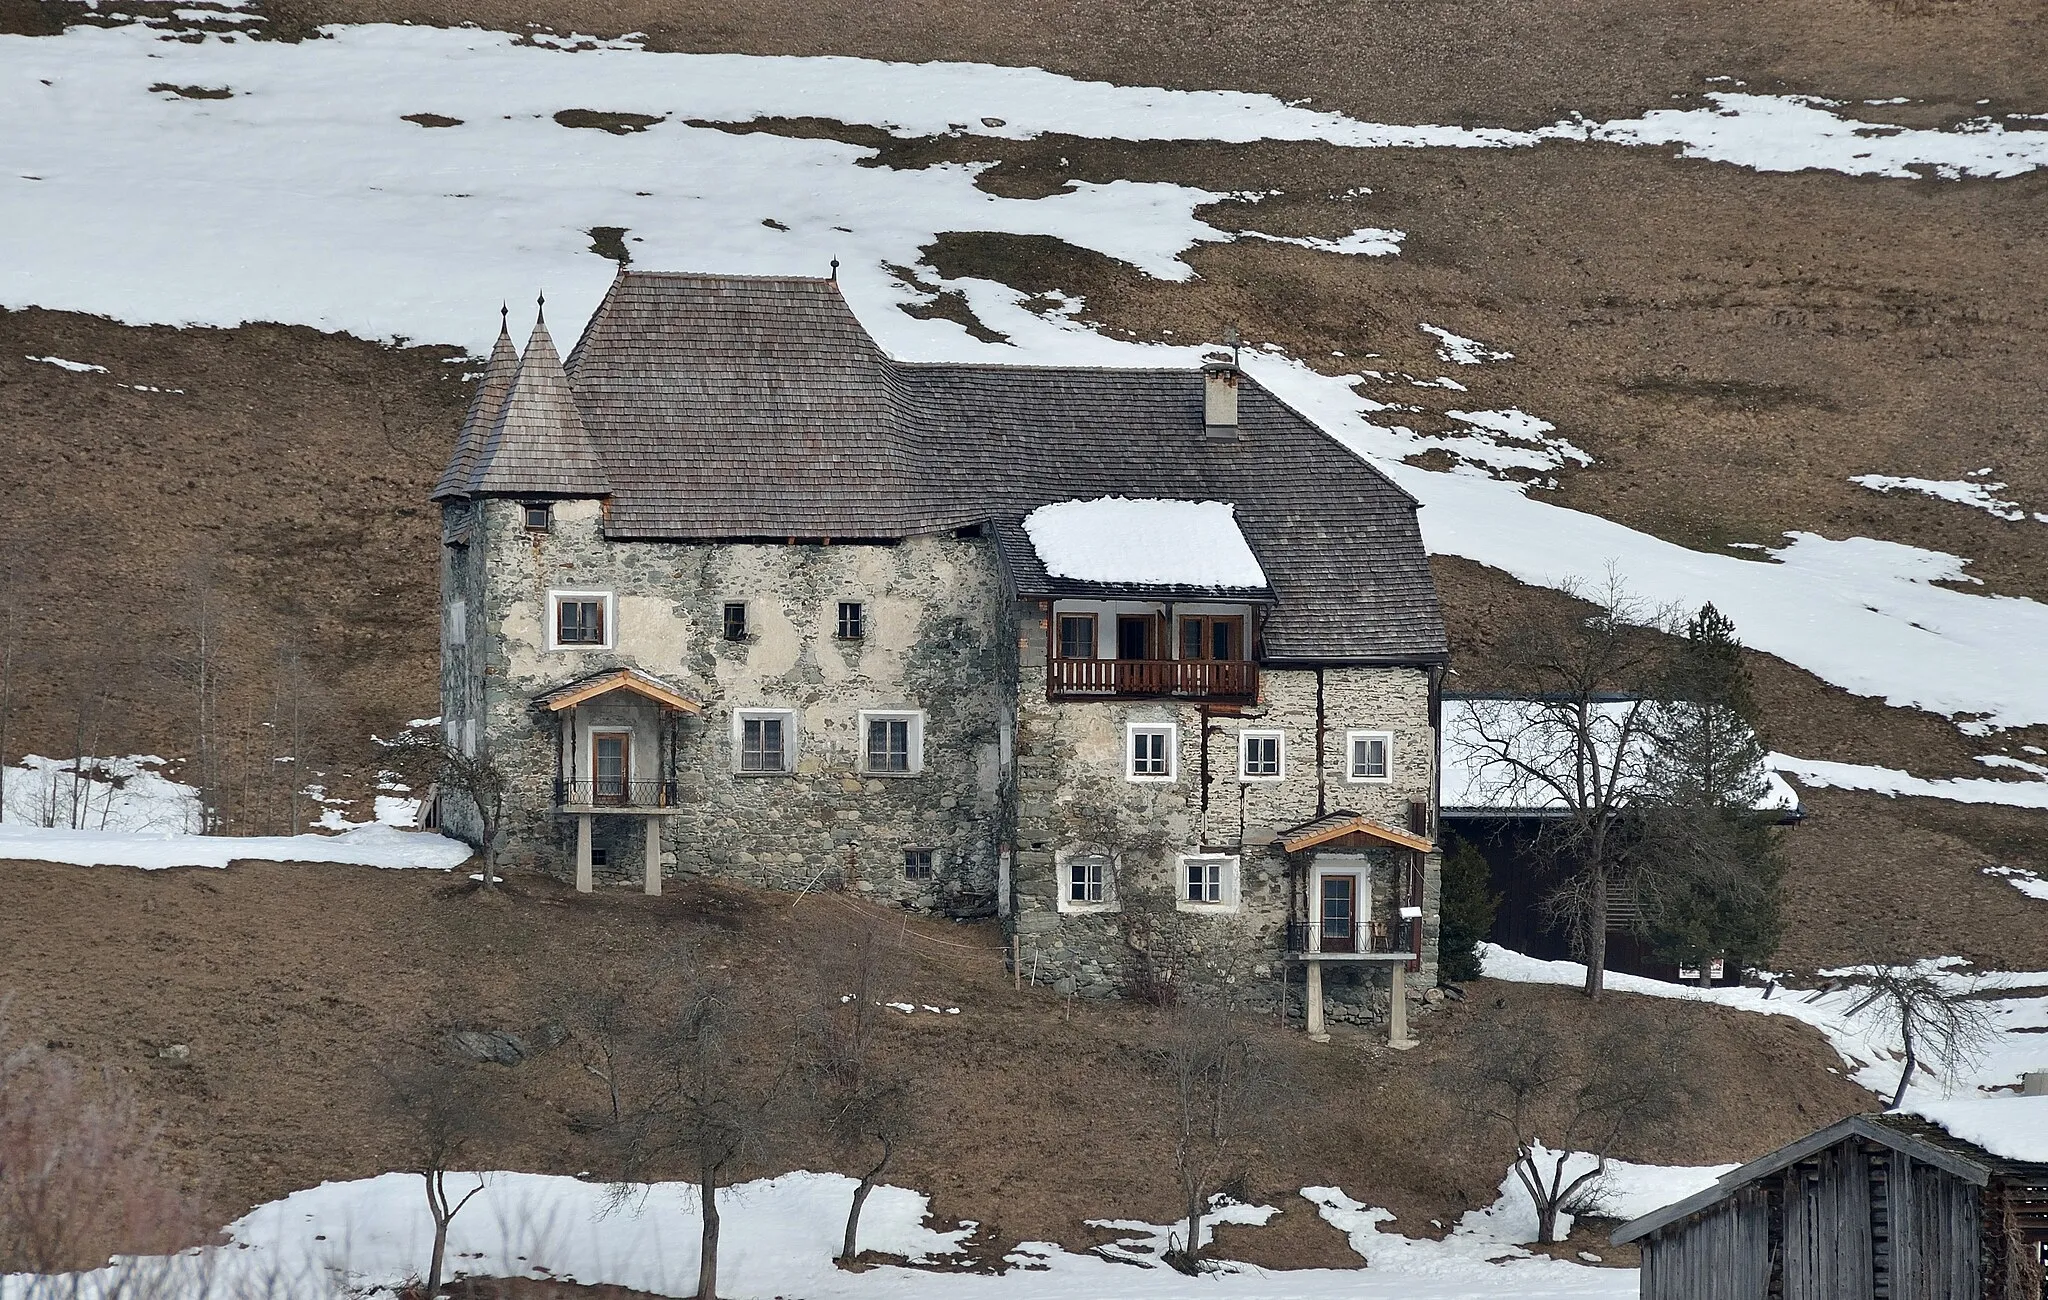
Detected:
left=1441, top=696, right=1801, bottom=818
left=1020, top=497, right=1269, bottom=592
left=1914, top=1096, right=2048, bottom=1165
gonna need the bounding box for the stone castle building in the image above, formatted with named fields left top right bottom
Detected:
left=431, top=270, right=1449, bottom=1030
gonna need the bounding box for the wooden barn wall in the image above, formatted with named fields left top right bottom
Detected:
left=1887, top=1151, right=1980, bottom=1300
left=1783, top=1142, right=1876, bottom=1300
left=1641, top=1186, right=1771, bottom=1300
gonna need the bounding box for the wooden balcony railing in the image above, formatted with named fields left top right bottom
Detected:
left=555, top=779, right=679, bottom=809
left=1047, top=657, right=1258, bottom=701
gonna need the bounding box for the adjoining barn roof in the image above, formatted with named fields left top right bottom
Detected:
left=435, top=270, right=1447, bottom=665
left=1440, top=692, right=1803, bottom=819
left=1612, top=1112, right=2048, bottom=1247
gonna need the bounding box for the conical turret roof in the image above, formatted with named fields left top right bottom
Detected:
left=431, top=313, right=518, bottom=501
left=465, top=310, right=611, bottom=498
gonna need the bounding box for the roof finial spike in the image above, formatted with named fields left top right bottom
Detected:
left=829, top=258, right=840, bottom=282
left=536, top=289, right=546, bottom=322
left=500, top=302, right=509, bottom=327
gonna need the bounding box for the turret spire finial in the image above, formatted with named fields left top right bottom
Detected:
left=536, top=289, right=546, bottom=321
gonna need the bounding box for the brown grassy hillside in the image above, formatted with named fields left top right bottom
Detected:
left=0, top=863, right=1874, bottom=1260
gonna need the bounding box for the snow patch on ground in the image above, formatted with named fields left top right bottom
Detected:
left=0, top=754, right=202, bottom=832
left=1421, top=323, right=1513, bottom=365
left=1982, top=864, right=2048, bottom=901
left=1769, top=752, right=2048, bottom=810
left=23, top=352, right=107, bottom=372
left=1851, top=474, right=2045, bottom=524
left=0, top=821, right=470, bottom=870
left=3, top=1167, right=1671, bottom=1300
left=1442, top=407, right=1591, bottom=474
left=1240, top=226, right=1405, bottom=256
left=1022, top=498, right=1268, bottom=589
left=1480, top=945, right=2048, bottom=1163
left=1459, top=1144, right=1735, bottom=1244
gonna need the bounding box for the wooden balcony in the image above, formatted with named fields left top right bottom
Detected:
left=1046, top=656, right=1258, bottom=701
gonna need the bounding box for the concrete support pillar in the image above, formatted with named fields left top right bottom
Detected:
left=1388, top=963, right=1418, bottom=1050
left=643, top=819, right=662, bottom=896
left=575, top=814, right=593, bottom=893
left=1305, top=960, right=1329, bottom=1043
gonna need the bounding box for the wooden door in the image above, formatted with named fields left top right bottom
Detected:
left=1117, top=614, right=1156, bottom=660
left=1319, top=874, right=1359, bottom=953
left=593, top=733, right=629, bottom=805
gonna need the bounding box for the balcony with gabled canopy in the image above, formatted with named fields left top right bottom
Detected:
left=533, top=667, right=702, bottom=894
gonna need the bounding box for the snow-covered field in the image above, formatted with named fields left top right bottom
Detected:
left=8, top=22, right=2048, bottom=742
left=3, top=1161, right=1717, bottom=1300
left=0, top=754, right=465, bottom=868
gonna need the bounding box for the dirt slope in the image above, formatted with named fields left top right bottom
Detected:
left=0, top=861, right=1875, bottom=1262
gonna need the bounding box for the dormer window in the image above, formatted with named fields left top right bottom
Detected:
left=837, top=601, right=866, bottom=640
left=523, top=503, right=552, bottom=532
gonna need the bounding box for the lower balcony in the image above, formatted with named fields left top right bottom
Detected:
left=1284, top=919, right=1416, bottom=961
left=554, top=778, right=680, bottom=811
left=1046, top=657, right=1258, bottom=701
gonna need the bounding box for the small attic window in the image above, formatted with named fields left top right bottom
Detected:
left=836, top=601, right=866, bottom=640
left=523, top=503, right=552, bottom=532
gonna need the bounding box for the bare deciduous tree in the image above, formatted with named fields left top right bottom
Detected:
left=1845, top=963, right=2000, bottom=1110
left=381, top=1057, right=498, bottom=1298
left=577, top=954, right=786, bottom=1300
left=808, top=933, right=916, bottom=1265
left=384, top=731, right=507, bottom=888
left=0, top=1003, right=203, bottom=1276
left=1448, top=575, right=1677, bottom=1000
left=1157, top=1001, right=1278, bottom=1273
left=1450, top=1019, right=1693, bottom=1244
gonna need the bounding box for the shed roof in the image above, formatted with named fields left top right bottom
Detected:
left=1611, top=1113, right=2048, bottom=1246
left=439, top=271, right=1445, bottom=664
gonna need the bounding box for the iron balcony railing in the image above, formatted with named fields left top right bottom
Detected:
left=1285, top=919, right=1411, bottom=957
left=1047, top=657, right=1258, bottom=701
left=554, top=778, right=679, bottom=809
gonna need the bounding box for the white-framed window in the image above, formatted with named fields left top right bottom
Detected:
left=1056, top=847, right=1117, bottom=913
left=1239, top=729, right=1283, bottom=781
left=522, top=502, right=552, bottom=532
left=546, top=589, right=615, bottom=651
left=859, top=709, right=925, bottom=776
left=1178, top=854, right=1240, bottom=912
left=1345, top=730, right=1393, bottom=783
left=732, top=708, right=796, bottom=775
left=1127, top=722, right=1177, bottom=782
left=446, top=598, right=466, bottom=647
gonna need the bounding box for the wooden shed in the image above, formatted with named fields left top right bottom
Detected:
left=1611, top=1113, right=2047, bottom=1300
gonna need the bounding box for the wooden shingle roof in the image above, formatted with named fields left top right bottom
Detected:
left=439, top=271, right=1446, bottom=664
left=431, top=317, right=517, bottom=502
left=467, top=314, right=611, bottom=498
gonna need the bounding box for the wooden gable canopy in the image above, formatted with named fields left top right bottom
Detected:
left=536, top=668, right=702, bottom=714
left=1279, top=811, right=1433, bottom=855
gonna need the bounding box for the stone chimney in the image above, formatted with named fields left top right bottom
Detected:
left=1203, top=359, right=1240, bottom=436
